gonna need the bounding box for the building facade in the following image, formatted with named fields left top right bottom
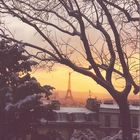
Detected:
left=99, top=103, right=140, bottom=137
left=32, top=107, right=99, bottom=140
left=26, top=99, right=140, bottom=140
left=86, top=98, right=140, bottom=137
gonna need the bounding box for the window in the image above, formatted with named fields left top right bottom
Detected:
left=67, top=113, right=74, bottom=121
left=86, top=113, right=94, bottom=121
left=132, top=116, right=138, bottom=128
left=57, top=113, right=67, bottom=121
left=118, top=115, right=122, bottom=127
left=105, top=115, right=111, bottom=127
left=74, top=113, right=85, bottom=121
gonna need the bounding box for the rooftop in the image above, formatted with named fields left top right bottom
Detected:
left=54, top=107, right=95, bottom=114
left=100, top=103, right=140, bottom=111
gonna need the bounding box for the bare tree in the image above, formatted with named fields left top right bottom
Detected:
left=0, top=0, right=139, bottom=139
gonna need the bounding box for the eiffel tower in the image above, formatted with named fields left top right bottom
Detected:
left=65, top=72, right=74, bottom=102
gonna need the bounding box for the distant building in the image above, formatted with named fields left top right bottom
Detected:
left=86, top=98, right=140, bottom=137
left=26, top=98, right=140, bottom=140
left=99, top=103, right=140, bottom=137
left=51, top=100, right=61, bottom=110
left=32, top=107, right=99, bottom=140
left=86, top=98, right=100, bottom=112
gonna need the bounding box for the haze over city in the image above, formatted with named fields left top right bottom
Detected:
left=31, top=66, right=139, bottom=101
left=0, top=0, right=139, bottom=140
left=0, top=15, right=139, bottom=103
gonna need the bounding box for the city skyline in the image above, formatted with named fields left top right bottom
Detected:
left=31, top=66, right=139, bottom=100
left=1, top=14, right=139, bottom=101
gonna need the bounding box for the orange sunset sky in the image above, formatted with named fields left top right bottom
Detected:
left=3, top=16, right=139, bottom=100
left=31, top=66, right=139, bottom=100
left=31, top=66, right=110, bottom=99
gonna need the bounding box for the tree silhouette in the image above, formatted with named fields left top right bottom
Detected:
left=0, top=39, right=54, bottom=140
left=0, top=0, right=139, bottom=139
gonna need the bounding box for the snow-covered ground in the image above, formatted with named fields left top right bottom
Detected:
left=70, top=129, right=97, bottom=140
left=102, top=130, right=140, bottom=140
left=70, top=129, right=140, bottom=140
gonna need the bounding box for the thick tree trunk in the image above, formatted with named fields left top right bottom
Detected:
left=118, top=99, right=132, bottom=140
